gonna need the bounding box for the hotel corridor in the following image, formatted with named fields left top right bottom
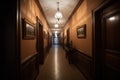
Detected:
left=36, top=45, right=86, bottom=80
left=2, top=0, right=120, bottom=80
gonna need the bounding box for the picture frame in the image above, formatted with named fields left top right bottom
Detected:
left=77, top=24, right=86, bottom=38
left=22, top=18, right=35, bottom=39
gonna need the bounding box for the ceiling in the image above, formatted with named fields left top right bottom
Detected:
left=38, top=0, right=80, bottom=33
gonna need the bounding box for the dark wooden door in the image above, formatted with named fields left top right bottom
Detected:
left=93, top=0, right=120, bottom=80
left=101, top=1, right=120, bottom=80
left=47, top=32, right=49, bottom=48
left=39, top=23, right=44, bottom=64
left=67, top=29, right=70, bottom=42
left=36, top=17, right=44, bottom=64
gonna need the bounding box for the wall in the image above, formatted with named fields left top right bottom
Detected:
left=20, top=0, right=52, bottom=80
left=20, top=0, right=51, bottom=63
left=63, top=0, right=104, bottom=57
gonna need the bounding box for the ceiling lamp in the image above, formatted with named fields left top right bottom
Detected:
left=54, top=23, right=59, bottom=27
left=55, top=2, right=63, bottom=21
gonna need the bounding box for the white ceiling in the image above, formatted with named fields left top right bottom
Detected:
left=38, top=0, right=80, bottom=33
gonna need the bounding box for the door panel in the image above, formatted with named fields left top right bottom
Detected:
left=101, top=1, right=120, bottom=80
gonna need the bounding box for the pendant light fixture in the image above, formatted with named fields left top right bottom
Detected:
left=55, top=1, right=63, bottom=21
left=54, top=23, right=59, bottom=27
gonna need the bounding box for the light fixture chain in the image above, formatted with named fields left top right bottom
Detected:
left=55, top=0, right=63, bottom=21
left=57, top=2, right=59, bottom=11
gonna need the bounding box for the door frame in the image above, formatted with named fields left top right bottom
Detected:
left=2, top=0, right=21, bottom=79
left=36, top=16, right=44, bottom=64
left=92, top=0, right=118, bottom=80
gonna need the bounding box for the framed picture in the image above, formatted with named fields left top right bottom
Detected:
left=22, top=18, right=35, bottom=39
left=77, top=24, right=86, bottom=38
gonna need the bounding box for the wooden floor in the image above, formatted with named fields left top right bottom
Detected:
left=36, top=45, right=86, bottom=80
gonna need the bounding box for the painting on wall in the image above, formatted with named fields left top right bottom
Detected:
left=22, top=18, right=35, bottom=39
left=77, top=24, right=86, bottom=38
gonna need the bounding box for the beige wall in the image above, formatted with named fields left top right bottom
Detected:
left=20, top=0, right=51, bottom=63
left=63, top=0, right=104, bottom=57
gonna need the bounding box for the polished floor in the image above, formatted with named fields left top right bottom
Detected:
left=36, top=45, right=86, bottom=80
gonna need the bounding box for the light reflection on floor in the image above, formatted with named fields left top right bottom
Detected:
left=36, top=45, right=86, bottom=80
left=54, top=45, right=59, bottom=79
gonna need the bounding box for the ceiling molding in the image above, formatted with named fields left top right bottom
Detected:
left=34, top=0, right=51, bottom=29
left=63, top=0, right=84, bottom=31
left=36, top=0, right=83, bottom=33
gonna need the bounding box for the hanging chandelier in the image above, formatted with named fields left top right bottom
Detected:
left=55, top=2, right=63, bottom=21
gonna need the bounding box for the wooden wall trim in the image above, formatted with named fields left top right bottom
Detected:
left=21, top=53, right=37, bottom=64
left=68, top=48, right=93, bottom=80
left=21, top=53, right=39, bottom=80
left=75, top=49, right=92, bottom=59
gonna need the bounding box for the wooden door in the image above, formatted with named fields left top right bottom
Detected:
left=36, top=17, right=44, bottom=64
left=93, top=0, right=120, bottom=80
left=47, top=32, right=49, bottom=49
left=101, top=2, right=120, bottom=80
left=67, top=29, right=70, bottom=42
